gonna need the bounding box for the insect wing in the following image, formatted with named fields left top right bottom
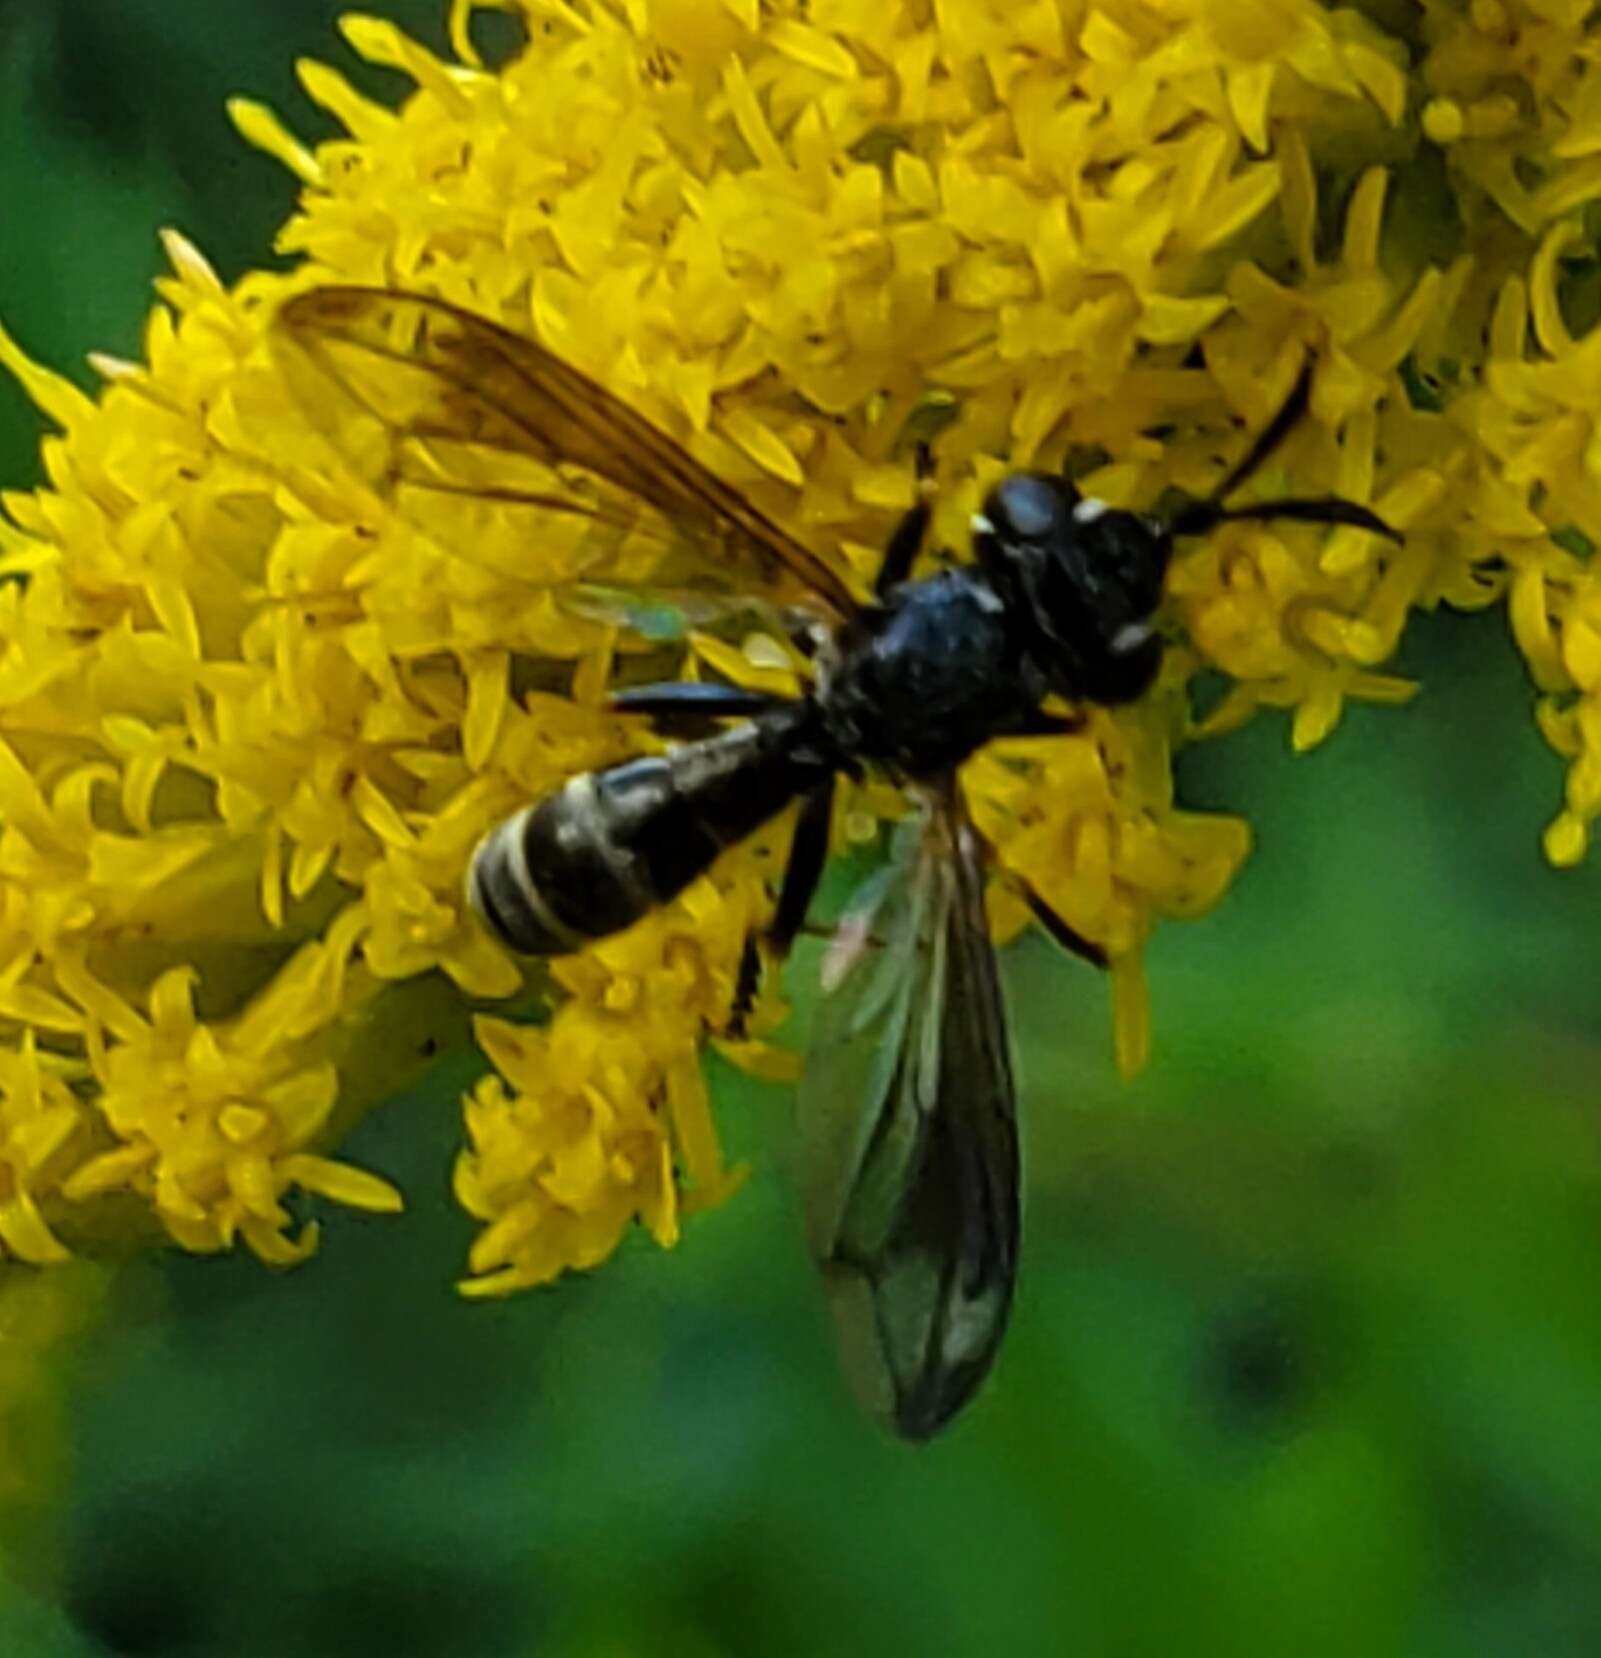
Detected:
left=272, top=286, right=856, bottom=620
left=797, top=794, right=1020, bottom=1439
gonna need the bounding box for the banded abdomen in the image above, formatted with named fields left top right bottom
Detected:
left=468, top=703, right=828, bottom=955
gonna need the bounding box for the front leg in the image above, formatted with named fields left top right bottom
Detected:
left=611, top=681, right=790, bottom=737
left=873, top=444, right=938, bottom=598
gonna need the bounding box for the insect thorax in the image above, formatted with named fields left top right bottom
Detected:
left=817, top=569, right=1043, bottom=778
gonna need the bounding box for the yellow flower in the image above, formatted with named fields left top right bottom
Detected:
left=1418, top=0, right=1601, bottom=237
left=456, top=1013, right=681, bottom=1297
left=1475, top=244, right=1601, bottom=866
left=0, top=0, right=1597, bottom=1297
left=454, top=819, right=782, bottom=1293
left=61, top=956, right=403, bottom=1264
left=0, top=1033, right=89, bottom=1264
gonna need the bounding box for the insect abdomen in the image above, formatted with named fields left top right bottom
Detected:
left=468, top=709, right=826, bottom=956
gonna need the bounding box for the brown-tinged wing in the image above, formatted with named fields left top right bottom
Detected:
left=272, top=286, right=856, bottom=622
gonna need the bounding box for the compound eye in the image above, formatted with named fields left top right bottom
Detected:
left=985, top=474, right=1071, bottom=543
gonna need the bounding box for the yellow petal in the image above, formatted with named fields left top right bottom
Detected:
left=281, top=1154, right=405, bottom=1214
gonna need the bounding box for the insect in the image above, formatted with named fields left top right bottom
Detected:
left=274, top=287, right=1398, bottom=1439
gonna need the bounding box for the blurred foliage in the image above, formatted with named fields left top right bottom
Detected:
left=0, top=0, right=447, bottom=475
left=3, top=3, right=1601, bottom=1655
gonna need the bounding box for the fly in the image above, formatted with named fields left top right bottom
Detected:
left=274, top=287, right=1399, bottom=1439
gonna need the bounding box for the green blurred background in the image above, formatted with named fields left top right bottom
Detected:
left=4, top=3, right=1601, bottom=1654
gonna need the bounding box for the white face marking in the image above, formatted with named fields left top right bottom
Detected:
left=1073, top=497, right=1109, bottom=523
left=1110, top=622, right=1153, bottom=656
left=970, top=513, right=995, bottom=536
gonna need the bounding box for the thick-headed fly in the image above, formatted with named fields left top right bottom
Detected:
left=274, top=288, right=1398, bottom=1440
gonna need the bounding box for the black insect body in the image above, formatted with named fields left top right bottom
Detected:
left=471, top=478, right=1180, bottom=965
left=275, top=287, right=1399, bottom=1440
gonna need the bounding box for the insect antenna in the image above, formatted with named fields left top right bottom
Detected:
left=1209, top=358, right=1317, bottom=505
left=1166, top=361, right=1402, bottom=545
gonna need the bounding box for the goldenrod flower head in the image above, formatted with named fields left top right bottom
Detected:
left=1, top=0, right=1599, bottom=1293
left=61, top=957, right=402, bottom=1263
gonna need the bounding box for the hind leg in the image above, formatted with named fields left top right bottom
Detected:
left=725, top=778, right=836, bottom=1038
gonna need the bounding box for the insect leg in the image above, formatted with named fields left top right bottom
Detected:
left=768, top=774, right=837, bottom=959
left=873, top=501, right=931, bottom=598
left=724, top=933, right=763, bottom=1040
left=721, top=775, right=835, bottom=1038
left=612, top=681, right=792, bottom=718
left=967, top=816, right=1108, bottom=968
left=873, top=448, right=940, bottom=600
left=1019, top=886, right=1108, bottom=969
left=610, top=682, right=792, bottom=735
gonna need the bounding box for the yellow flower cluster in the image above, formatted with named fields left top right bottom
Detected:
left=455, top=864, right=772, bottom=1295
left=0, top=0, right=1596, bottom=1293
left=1414, top=0, right=1601, bottom=866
